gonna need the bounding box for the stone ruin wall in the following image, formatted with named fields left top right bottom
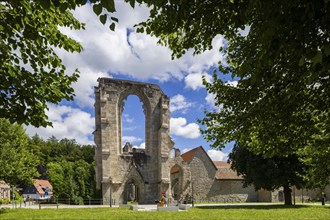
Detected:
left=94, top=78, right=174, bottom=204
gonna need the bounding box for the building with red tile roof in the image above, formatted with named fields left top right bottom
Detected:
left=171, top=146, right=258, bottom=202
left=22, top=179, right=53, bottom=200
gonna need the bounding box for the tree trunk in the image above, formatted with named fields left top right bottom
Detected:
left=283, top=185, right=292, bottom=205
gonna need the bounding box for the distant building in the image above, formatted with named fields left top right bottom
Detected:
left=22, top=179, right=53, bottom=200
left=175, top=146, right=259, bottom=202
left=0, top=180, right=10, bottom=199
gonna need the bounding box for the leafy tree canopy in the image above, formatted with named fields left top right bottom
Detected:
left=1, top=0, right=130, bottom=127
left=128, top=0, right=329, bottom=186
left=0, top=118, right=39, bottom=186
left=0, top=0, right=84, bottom=127
left=2, top=0, right=328, bottom=186
left=29, top=134, right=96, bottom=199
left=229, top=144, right=308, bottom=205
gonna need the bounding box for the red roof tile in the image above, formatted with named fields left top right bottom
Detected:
left=33, top=179, right=53, bottom=195
left=213, top=161, right=243, bottom=180
left=181, top=148, right=199, bottom=163
left=181, top=146, right=218, bottom=170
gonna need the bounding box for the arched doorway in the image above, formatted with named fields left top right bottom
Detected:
left=170, top=164, right=183, bottom=200
left=125, top=180, right=139, bottom=203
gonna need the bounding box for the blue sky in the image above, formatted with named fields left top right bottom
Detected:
left=25, top=2, right=237, bottom=161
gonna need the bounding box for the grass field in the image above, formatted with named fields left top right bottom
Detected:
left=1, top=205, right=329, bottom=220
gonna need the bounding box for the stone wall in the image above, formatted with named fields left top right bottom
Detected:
left=205, top=180, right=258, bottom=202
left=94, top=78, right=172, bottom=204
left=290, top=185, right=330, bottom=202
left=189, top=148, right=217, bottom=201
left=188, top=147, right=258, bottom=203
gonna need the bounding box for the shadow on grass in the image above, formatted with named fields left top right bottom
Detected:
left=195, top=205, right=322, bottom=210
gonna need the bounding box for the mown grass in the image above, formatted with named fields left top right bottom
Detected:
left=1, top=205, right=329, bottom=220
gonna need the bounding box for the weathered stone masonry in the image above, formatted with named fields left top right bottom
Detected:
left=94, top=78, right=173, bottom=204
left=94, top=78, right=290, bottom=205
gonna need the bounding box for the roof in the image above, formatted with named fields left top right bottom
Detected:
left=213, top=161, right=231, bottom=168
left=213, top=161, right=243, bottom=180
left=181, top=147, right=199, bottom=163
left=33, top=179, right=52, bottom=195
left=181, top=146, right=218, bottom=170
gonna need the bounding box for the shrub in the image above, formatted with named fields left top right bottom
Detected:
left=0, top=198, right=11, bottom=205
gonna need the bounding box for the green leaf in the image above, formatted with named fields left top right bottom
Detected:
left=324, top=44, right=330, bottom=56
left=129, top=0, right=135, bottom=8
left=298, top=56, right=305, bottom=66
left=110, top=17, right=119, bottom=22
left=109, top=22, right=115, bottom=31
left=40, top=0, right=51, bottom=9
left=100, top=14, right=107, bottom=25
left=101, top=0, right=115, bottom=13
left=311, top=51, right=322, bottom=66
left=59, top=3, right=69, bottom=13
left=136, top=27, right=144, bottom=33
left=93, top=4, right=102, bottom=16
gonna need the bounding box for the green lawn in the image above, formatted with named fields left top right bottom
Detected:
left=1, top=205, right=329, bottom=220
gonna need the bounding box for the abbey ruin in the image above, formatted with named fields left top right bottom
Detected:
left=94, top=78, right=328, bottom=205
left=94, top=78, right=176, bottom=204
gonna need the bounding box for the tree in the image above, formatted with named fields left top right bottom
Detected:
left=0, top=118, right=39, bottom=186
left=47, top=162, right=66, bottom=198
left=37, top=136, right=97, bottom=200
left=1, top=0, right=126, bottom=127
left=74, top=159, right=95, bottom=199
left=28, top=134, right=52, bottom=179
left=0, top=0, right=83, bottom=127
left=228, top=144, right=307, bottom=205
left=130, top=0, right=330, bottom=186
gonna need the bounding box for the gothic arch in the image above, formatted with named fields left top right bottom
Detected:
left=117, top=87, right=151, bottom=154
left=122, top=166, right=145, bottom=204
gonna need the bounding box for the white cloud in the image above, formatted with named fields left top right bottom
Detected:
left=133, top=142, right=146, bottom=149
left=25, top=104, right=95, bottom=145
left=184, top=72, right=212, bottom=90
left=54, top=3, right=225, bottom=109
left=72, top=68, right=109, bottom=108
left=205, top=92, right=217, bottom=108
left=122, top=136, right=142, bottom=144
left=170, top=117, right=200, bottom=139
left=238, top=25, right=250, bottom=37
left=225, top=80, right=238, bottom=87
left=122, top=126, right=137, bottom=132
left=123, top=113, right=134, bottom=124
left=207, top=149, right=228, bottom=161
left=25, top=3, right=227, bottom=146
left=170, top=94, right=194, bottom=113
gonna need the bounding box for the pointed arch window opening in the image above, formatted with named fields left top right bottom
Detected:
left=120, top=94, right=146, bottom=155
